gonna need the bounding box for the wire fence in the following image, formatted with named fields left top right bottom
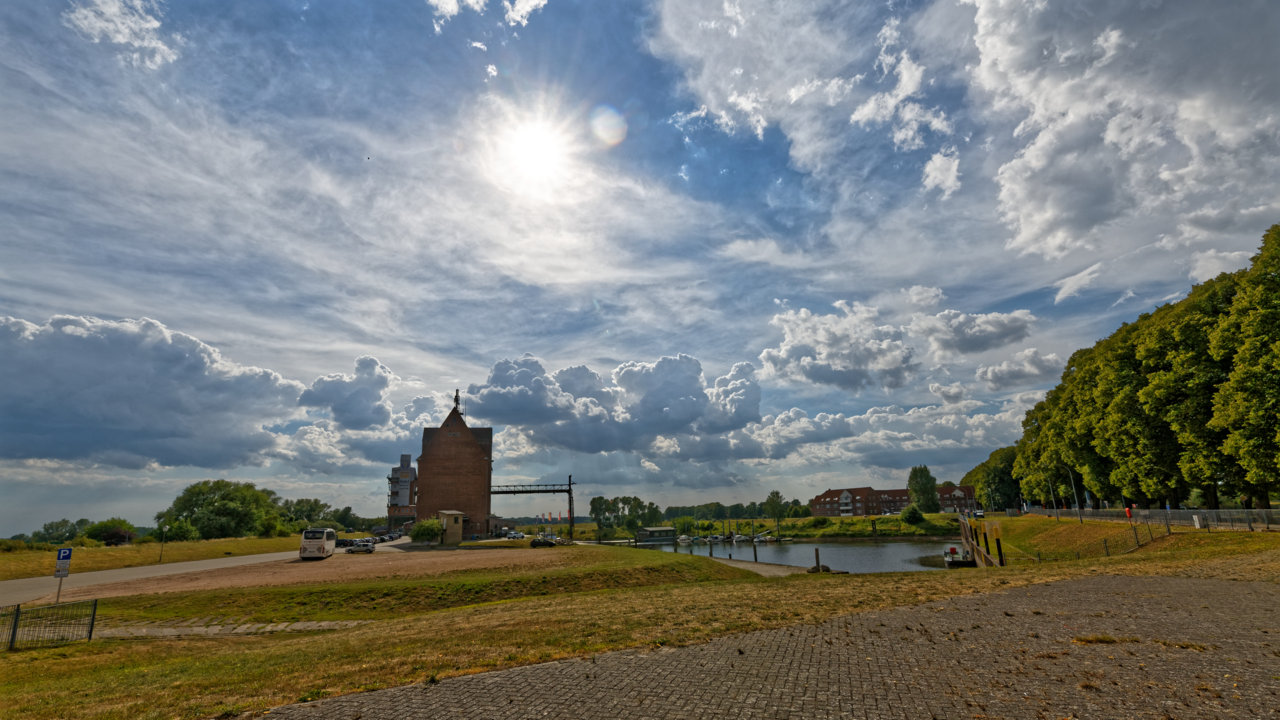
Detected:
left=1, top=599, right=98, bottom=651
left=1025, top=506, right=1276, bottom=531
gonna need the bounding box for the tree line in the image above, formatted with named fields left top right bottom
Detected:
left=9, top=479, right=384, bottom=547
left=968, top=225, right=1280, bottom=511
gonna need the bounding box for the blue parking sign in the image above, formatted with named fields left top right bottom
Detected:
left=57, top=548, right=72, bottom=561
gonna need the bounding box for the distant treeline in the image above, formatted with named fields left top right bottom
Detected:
left=8, top=479, right=384, bottom=546
left=969, top=225, right=1280, bottom=511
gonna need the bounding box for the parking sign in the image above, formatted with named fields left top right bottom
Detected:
left=57, top=548, right=73, bottom=562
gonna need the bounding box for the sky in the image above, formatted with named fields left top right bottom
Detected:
left=2, top=0, right=1279, bottom=535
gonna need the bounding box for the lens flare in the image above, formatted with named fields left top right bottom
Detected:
left=590, top=105, right=627, bottom=146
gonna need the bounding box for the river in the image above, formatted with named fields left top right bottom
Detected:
left=663, top=538, right=958, bottom=574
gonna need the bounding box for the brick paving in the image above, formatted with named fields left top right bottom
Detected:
left=263, top=575, right=1279, bottom=719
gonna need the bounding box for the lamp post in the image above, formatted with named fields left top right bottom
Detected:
left=158, top=524, right=169, bottom=564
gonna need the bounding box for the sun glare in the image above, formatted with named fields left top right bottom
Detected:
left=490, top=118, right=575, bottom=200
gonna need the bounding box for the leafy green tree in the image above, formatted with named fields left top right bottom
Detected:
left=157, top=479, right=281, bottom=539
left=962, top=446, right=1020, bottom=510
left=1137, top=273, right=1243, bottom=508
left=84, top=518, right=137, bottom=545
left=410, top=518, right=443, bottom=543
left=907, top=466, right=940, bottom=513
left=279, top=498, right=332, bottom=524
left=762, top=490, right=787, bottom=531
left=1210, top=225, right=1280, bottom=509
left=32, top=518, right=86, bottom=544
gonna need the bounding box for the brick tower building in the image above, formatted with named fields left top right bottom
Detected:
left=415, top=390, right=494, bottom=538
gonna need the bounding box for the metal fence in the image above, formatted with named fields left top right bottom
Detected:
left=1025, top=506, right=1276, bottom=531
left=2, top=599, right=98, bottom=651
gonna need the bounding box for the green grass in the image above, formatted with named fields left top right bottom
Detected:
left=0, top=536, right=334, bottom=581
left=102, top=548, right=751, bottom=623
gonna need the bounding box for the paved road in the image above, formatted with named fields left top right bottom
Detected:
left=262, top=574, right=1280, bottom=720
left=0, top=540, right=409, bottom=606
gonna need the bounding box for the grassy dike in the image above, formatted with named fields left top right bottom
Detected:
left=1, top=521, right=1278, bottom=720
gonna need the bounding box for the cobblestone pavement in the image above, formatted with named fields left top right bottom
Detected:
left=264, top=575, right=1279, bottom=720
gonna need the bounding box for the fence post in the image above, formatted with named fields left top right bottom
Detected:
left=1103, top=539, right=1109, bottom=556
left=88, top=599, right=98, bottom=642
left=1131, top=523, right=1140, bottom=547
left=7, top=605, right=19, bottom=651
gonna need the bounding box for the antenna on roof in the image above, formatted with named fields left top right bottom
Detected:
left=454, top=388, right=460, bottom=412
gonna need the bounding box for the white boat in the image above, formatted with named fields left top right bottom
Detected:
left=677, top=535, right=692, bottom=545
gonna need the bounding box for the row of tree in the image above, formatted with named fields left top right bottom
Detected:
left=982, top=225, right=1280, bottom=510
left=661, top=494, right=811, bottom=522
left=12, top=479, right=385, bottom=545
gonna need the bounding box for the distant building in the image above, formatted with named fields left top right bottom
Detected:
left=635, top=527, right=677, bottom=544
left=413, top=390, right=496, bottom=539
left=386, top=454, right=417, bottom=529
left=809, top=484, right=972, bottom=516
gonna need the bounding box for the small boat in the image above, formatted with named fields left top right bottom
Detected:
left=943, top=547, right=977, bottom=568
left=677, top=535, right=692, bottom=545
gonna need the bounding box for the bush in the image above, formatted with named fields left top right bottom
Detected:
left=85, top=518, right=137, bottom=545
left=900, top=505, right=924, bottom=524
left=410, top=518, right=443, bottom=543
left=808, top=516, right=830, bottom=528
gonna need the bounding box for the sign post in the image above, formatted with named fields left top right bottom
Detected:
left=54, top=548, right=72, bottom=603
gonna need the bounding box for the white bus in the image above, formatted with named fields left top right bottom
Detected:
left=299, top=527, right=337, bottom=560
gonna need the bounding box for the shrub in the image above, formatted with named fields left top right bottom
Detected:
left=900, top=505, right=924, bottom=524
left=809, top=516, right=830, bottom=528
left=410, top=518, right=443, bottom=543
left=85, top=518, right=138, bottom=545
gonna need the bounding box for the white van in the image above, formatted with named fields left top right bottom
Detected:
left=299, top=527, right=337, bottom=560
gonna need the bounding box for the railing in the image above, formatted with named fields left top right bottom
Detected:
left=1025, top=507, right=1276, bottom=531
left=2, top=600, right=98, bottom=651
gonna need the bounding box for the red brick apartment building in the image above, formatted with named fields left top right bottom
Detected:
left=810, top=484, right=975, bottom=516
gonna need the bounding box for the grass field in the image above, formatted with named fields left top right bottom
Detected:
left=2, top=519, right=1277, bottom=720
left=0, top=536, right=312, bottom=581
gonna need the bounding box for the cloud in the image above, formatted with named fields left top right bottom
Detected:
left=1053, top=262, right=1102, bottom=304
left=298, top=356, right=395, bottom=430
left=922, top=148, right=960, bottom=198
left=975, top=348, right=1062, bottom=390
left=465, top=354, right=761, bottom=459
left=849, top=19, right=952, bottom=151
left=503, top=0, right=548, bottom=27
left=0, top=316, right=304, bottom=468
left=760, top=301, right=916, bottom=392
left=928, top=382, right=966, bottom=405
left=62, top=0, right=181, bottom=69
left=1188, top=249, right=1252, bottom=282
left=967, top=0, right=1280, bottom=257
left=908, top=308, right=1035, bottom=358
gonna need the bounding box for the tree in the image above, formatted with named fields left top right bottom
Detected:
left=907, top=466, right=940, bottom=513
left=1210, top=225, right=1280, bottom=509
left=157, top=479, right=281, bottom=539
left=84, top=518, right=137, bottom=545
left=410, top=518, right=443, bottom=543
left=32, top=518, right=86, bottom=544
left=762, top=490, right=787, bottom=531
left=900, top=504, right=924, bottom=524
left=962, top=446, right=1020, bottom=510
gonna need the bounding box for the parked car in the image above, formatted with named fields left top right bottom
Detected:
left=530, top=537, right=555, bottom=548
left=346, top=541, right=375, bottom=554
left=974, top=509, right=986, bottom=518
left=507, top=531, right=525, bottom=539
left=336, top=538, right=354, bottom=548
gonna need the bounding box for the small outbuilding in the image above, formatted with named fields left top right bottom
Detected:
left=635, top=526, right=677, bottom=544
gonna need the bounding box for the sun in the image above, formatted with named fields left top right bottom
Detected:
left=498, top=120, right=571, bottom=187
left=480, top=106, right=582, bottom=202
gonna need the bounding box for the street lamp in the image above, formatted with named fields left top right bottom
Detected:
left=158, top=524, right=169, bottom=564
